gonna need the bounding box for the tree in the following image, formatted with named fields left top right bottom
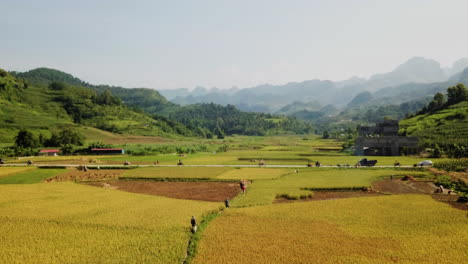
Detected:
left=432, top=144, right=442, bottom=158
left=49, top=82, right=67, bottom=91
left=323, top=130, right=330, bottom=139
left=427, top=92, right=446, bottom=112
left=15, top=130, right=37, bottom=148
left=59, top=129, right=84, bottom=146
left=447, top=83, right=468, bottom=106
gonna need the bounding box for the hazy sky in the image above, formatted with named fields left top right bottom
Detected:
left=2, top=0, right=468, bottom=89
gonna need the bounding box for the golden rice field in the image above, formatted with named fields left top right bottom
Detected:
left=216, top=168, right=291, bottom=180
left=122, top=166, right=232, bottom=179
left=193, top=195, right=468, bottom=264
left=0, top=183, right=220, bottom=264
left=0, top=167, right=35, bottom=178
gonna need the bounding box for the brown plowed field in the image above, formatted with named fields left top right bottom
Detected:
left=87, top=181, right=240, bottom=202
left=371, top=179, right=437, bottom=194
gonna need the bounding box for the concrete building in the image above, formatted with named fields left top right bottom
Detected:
left=355, top=120, right=418, bottom=156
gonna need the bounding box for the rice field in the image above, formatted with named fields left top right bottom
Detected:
left=0, top=168, right=65, bottom=184
left=216, top=168, right=291, bottom=180
left=193, top=195, right=468, bottom=264
left=0, top=136, right=465, bottom=264
left=231, top=168, right=430, bottom=207
left=122, top=167, right=291, bottom=181
left=0, top=167, right=35, bottom=178
left=122, top=166, right=232, bottom=179
left=0, top=183, right=220, bottom=264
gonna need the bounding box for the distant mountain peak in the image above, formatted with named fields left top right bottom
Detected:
left=394, top=57, right=441, bottom=72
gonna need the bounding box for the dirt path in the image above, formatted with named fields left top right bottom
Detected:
left=87, top=181, right=241, bottom=202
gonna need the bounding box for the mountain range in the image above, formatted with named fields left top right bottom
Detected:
left=159, top=57, right=468, bottom=114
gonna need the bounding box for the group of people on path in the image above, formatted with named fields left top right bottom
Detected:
left=190, top=181, right=247, bottom=232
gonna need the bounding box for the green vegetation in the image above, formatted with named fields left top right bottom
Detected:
left=434, top=159, right=468, bottom=172
left=0, top=168, right=65, bottom=184
left=399, top=84, right=468, bottom=157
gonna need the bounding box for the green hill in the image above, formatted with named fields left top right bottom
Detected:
left=12, top=67, right=314, bottom=137
left=399, top=84, right=468, bottom=157
left=0, top=69, right=191, bottom=144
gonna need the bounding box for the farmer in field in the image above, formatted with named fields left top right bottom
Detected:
left=191, top=216, right=197, bottom=233
left=239, top=181, right=246, bottom=193
left=315, top=161, right=321, bottom=167
left=225, top=199, right=230, bottom=208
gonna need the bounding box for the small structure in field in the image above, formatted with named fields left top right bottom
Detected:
left=91, top=148, right=125, bottom=155
left=38, top=149, right=60, bottom=156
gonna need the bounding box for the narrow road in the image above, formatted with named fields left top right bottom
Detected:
left=0, top=164, right=416, bottom=168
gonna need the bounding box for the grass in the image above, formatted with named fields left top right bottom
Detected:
left=0, top=167, right=36, bottom=178
left=0, top=182, right=220, bottom=264
left=193, top=195, right=468, bottom=264
left=0, top=169, right=66, bottom=184
left=231, top=168, right=429, bottom=207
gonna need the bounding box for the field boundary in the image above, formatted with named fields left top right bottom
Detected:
left=118, top=177, right=238, bottom=183
left=183, top=209, right=223, bottom=264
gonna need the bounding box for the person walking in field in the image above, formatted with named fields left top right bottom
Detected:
left=191, top=216, right=197, bottom=233
left=225, top=199, right=230, bottom=208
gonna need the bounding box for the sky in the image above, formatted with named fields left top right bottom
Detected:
left=2, top=0, right=468, bottom=90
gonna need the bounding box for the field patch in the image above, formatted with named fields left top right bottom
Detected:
left=47, top=169, right=125, bottom=182
left=232, top=168, right=429, bottom=207
left=88, top=180, right=240, bottom=202
left=0, top=167, right=35, bottom=178
left=0, top=182, right=219, bottom=264
left=0, top=168, right=65, bottom=184
left=216, top=168, right=291, bottom=180
left=122, top=167, right=232, bottom=179
left=193, top=195, right=468, bottom=264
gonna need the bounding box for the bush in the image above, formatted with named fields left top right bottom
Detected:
left=434, top=159, right=468, bottom=172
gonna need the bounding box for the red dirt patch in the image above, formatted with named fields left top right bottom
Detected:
left=46, top=169, right=125, bottom=182
left=87, top=180, right=241, bottom=202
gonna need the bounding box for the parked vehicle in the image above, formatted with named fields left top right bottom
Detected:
left=358, top=158, right=377, bottom=167
left=417, top=160, right=433, bottom=167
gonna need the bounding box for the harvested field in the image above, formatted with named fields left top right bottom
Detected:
left=371, top=178, right=437, bottom=194
left=46, top=169, right=125, bottom=182
left=88, top=180, right=241, bottom=202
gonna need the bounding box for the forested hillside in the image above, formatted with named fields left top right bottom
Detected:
left=399, top=84, right=468, bottom=157
left=1, top=68, right=192, bottom=145
left=9, top=68, right=313, bottom=138
left=168, top=103, right=312, bottom=137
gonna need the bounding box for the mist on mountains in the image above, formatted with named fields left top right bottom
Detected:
left=160, top=57, right=468, bottom=115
